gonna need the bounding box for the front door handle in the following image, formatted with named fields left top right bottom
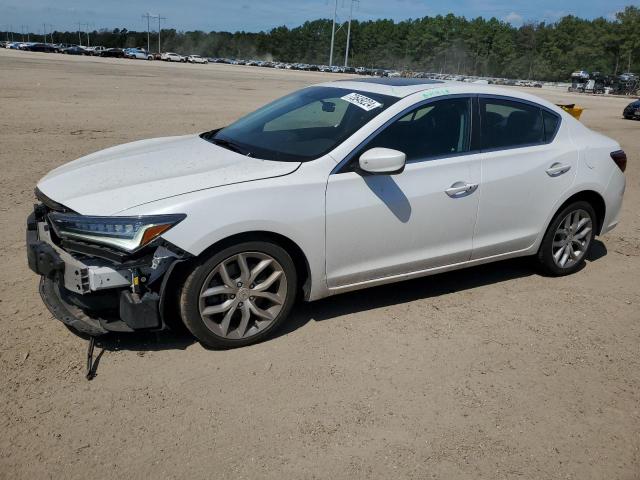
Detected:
left=546, top=162, right=571, bottom=177
left=445, top=181, right=479, bottom=198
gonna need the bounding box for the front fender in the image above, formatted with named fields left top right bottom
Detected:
left=119, top=172, right=330, bottom=300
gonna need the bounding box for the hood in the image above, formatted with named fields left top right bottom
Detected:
left=37, top=135, right=301, bottom=215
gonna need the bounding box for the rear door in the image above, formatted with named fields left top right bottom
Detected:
left=471, top=96, right=576, bottom=259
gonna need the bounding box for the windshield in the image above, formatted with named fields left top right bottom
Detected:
left=203, top=86, right=399, bottom=161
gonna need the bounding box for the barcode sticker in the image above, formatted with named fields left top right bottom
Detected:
left=341, top=93, right=382, bottom=111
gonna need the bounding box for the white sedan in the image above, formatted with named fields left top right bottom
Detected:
left=187, top=55, right=208, bottom=64
left=28, top=79, right=626, bottom=348
left=161, top=52, right=185, bottom=62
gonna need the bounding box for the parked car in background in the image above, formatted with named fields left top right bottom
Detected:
left=623, top=99, right=640, bottom=119
left=86, top=46, right=107, bottom=56
left=100, top=48, right=125, bottom=58
left=187, top=55, right=208, bottom=64
left=161, top=52, right=185, bottom=62
left=27, top=79, right=626, bottom=349
left=26, top=43, right=58, bottom=53
left=63, top=46, right=89, bottom=55
left=54, top=43, right=76, bottom=53
left=125, top=48, right=153, bottom=60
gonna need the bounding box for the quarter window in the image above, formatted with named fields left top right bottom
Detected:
left=542, top=110, right=560, bottom=142
left=480, top=98, right=544, bottom=150
left=364, top=97, right=471, bottom=162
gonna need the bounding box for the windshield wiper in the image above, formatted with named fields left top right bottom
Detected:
left=209, top=137, right=250, bottom=156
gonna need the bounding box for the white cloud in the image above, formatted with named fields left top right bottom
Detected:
left=504, top=11, right=524, bottom=25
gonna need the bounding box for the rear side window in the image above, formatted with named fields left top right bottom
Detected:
left=542, top=110, right=560, bottom=142
left=480, top=98, right=544, bottom=150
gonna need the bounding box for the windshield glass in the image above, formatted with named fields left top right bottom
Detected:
left=204, top=86, right=399, bottom=161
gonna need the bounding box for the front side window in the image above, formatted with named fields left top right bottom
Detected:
left=480, top=98, right=545, bottom=150
left=363, top=97, right=471, bottom=162
left=206, top=87, right=398, bottom=162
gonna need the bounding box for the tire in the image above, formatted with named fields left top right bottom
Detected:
left=536, top=201, right=597, bottom=276
left=179, top=241, right=298, bottom=348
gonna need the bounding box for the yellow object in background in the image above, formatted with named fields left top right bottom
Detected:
left=557, top=104, right=584, bottom=120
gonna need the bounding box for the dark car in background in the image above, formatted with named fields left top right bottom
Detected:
left=623, top=99, right=640, bottom=119
left=100, top=48, right=125, bottom=58
left=63, top=46, right=89, bottom=55
left=27, top=43, right=58, bottom=53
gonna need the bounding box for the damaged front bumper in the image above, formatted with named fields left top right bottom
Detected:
left=27, top=206, right=189, bottom=336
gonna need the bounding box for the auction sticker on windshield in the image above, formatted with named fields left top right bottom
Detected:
left=341, top=93, right=382, bottom=111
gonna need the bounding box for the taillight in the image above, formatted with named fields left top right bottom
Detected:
left=610, top=150, right=627, bottom=172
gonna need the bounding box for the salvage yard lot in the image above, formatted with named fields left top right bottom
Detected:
left=0, top=48, right=639, bottom=479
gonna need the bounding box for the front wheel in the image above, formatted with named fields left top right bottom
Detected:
left=537, top=201, right=596, bottom=276
left=179, top=241, right=297, bottom=348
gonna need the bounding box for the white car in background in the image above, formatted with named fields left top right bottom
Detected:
left=86, top=46, right=107, bottom=56
left=125, top=48, right=153, bottom=60
left=161, top=52, right=185, bottom=62
left=187, top=55, right=208, bottom=64
left=27, top=79, right=626, bottom=348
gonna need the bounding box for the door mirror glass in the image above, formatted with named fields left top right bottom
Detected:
left=359, top=148, right=406, bottom=175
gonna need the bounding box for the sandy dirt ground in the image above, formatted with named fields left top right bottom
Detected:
left=0, top=49, right=638, bottom=480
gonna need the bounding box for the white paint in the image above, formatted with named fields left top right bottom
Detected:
left=37, top=80, right=626, bottom=301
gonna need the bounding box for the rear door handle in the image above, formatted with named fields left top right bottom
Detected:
left=546, top=163, right=571, bottom=177
left=445, top=181, right=479, bottom=198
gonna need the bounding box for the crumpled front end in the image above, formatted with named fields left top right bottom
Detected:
left=27, top=193, right=191, bottom=336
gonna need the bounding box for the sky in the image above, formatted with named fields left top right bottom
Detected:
left=1, top=0, right=637, bottom=34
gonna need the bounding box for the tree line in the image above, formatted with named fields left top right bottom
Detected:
left=3, top=5, right=640, bottom=81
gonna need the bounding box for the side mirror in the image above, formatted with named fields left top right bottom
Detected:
left=358, top=148, right=406, bottom=175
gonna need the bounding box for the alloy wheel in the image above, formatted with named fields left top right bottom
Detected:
left=198, top=252, right=287, bottom=339
left=551, top=209, right=592, bottom=269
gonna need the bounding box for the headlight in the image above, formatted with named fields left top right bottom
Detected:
left=48, top=213, right=186, bottom=252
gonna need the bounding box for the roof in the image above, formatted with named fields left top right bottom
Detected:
left=316, top=79, right=573, bottom=119
left=318, top=78, right=456, bottom=98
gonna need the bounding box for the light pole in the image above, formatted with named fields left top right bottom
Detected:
left=45, top=24, right=54, bottom=44
left=329, top=0, right=337, bottom=66
left=344, top=0, right=359, bottom=67
left=157, top=15, right=166, bottom=54
left=142, top=13, right=152, bottom=52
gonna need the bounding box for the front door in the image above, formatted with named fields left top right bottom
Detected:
left=325, top=96, right=482, bottom=288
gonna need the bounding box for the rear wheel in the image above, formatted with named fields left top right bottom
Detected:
left=537, top=201, right=596, bottom=276
left=180, top=241, right=297, bottom=348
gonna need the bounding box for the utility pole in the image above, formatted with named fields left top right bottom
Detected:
left=329, top=0, right=337, bottom=66
left=156, top=15, right=166, bottom=54
left=77, top=22, right=82, bottom=45
left=85, top=23, right=93, bottom=47
left=43, top=23, right=46, bottom=43
left=45, top=24, right=54, bottom=44
left=142, top=13, right=152, bottom=52
left=344, top=0, right=359, bottom=67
